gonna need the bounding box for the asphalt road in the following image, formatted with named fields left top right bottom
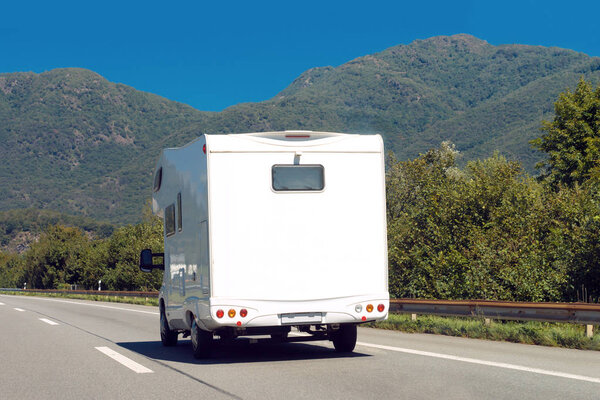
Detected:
left=1, top=294, right=599, bottom=400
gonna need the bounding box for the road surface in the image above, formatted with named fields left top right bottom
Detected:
left=1, top=294, right=599, bottom=399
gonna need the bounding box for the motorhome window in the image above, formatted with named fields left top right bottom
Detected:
left=272, top=165, right=324, bottom=191
left=165, top=204, right=176, bottom=236
left=177, top=192, right=182, bottom=232
left=153, top=167, right=162, bottom=192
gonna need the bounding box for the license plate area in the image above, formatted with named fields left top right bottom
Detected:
left=280, top=312, right=322, bottom=325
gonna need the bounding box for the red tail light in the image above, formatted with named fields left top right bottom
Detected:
left=240, top=309, right=248, bottom=318
left=361, top=316, right=367, bottom=321
left=378, top=304, right=385, bottom=312
left=216, top=309, right=224, bottom=318
left=203, top=144, right=206, bottom=154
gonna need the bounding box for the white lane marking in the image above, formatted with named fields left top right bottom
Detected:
left=0, top=295, right=158, bottom=315
left=0, top=302, right=5, bottom=305
left=95, top=347, right=153, bottom=374
left=14, top=308, right=25, bottom=312
left=357, top=341, right=600, bottom=384
left=39, top=318, right=59, bottom=326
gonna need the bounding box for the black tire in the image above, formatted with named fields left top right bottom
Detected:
left=191, top=319, right=213, bottom=359
left=160, top=308, right=178, bottom=347
left=331, top=324, right=357, bottom=352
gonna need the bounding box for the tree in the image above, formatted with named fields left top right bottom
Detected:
left=23, top=225, right=89, bottom=289
left=531, top=78, right=600, bottom=188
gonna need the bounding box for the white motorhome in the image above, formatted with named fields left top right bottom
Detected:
left=140, top=131, right=389, bottom=358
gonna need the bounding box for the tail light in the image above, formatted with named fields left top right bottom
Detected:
left=366, top=304, right=374, bottom=313
left=240, top=309, right=248, bottom=318
left=216, top=309, right=224, bottom=318
left=228, top=309, right=236, bottom=318
left=378, top=304, right=385, bottom=312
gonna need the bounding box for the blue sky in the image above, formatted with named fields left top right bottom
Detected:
left=1, top=1, right=599, bottom=111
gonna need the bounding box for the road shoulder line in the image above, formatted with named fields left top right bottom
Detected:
left=357, top=341, right=600, bottom=384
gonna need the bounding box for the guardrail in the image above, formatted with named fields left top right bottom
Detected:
left=390, top=298, right=599, bottom=337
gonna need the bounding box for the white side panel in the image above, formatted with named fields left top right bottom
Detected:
left=153, top=138, right=210, bottom=326
left=208, top=150, right=386, bottom=301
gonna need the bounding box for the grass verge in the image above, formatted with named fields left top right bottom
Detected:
left=0, top=290, right=158, bottom=307
left=366, top=313, right=600, bottom=351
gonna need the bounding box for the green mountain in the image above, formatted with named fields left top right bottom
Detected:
left=1, top=34, right=599, bottom=224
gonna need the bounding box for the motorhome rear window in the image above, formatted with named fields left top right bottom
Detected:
left=272, top=165, right=324, bottom=191
left=165, top=204, right=176, bottom=236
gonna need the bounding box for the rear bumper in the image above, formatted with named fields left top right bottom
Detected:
left=201, top=293, right=389, bottom=330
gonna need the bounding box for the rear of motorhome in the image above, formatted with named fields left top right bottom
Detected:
left=140, top=131, right=389, bottom=358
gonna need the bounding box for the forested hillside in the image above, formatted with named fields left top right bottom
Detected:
left=1, top=34, right=600, bottom=223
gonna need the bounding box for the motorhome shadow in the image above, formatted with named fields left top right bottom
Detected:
left=139, top=131, right=389, bottom=358
left=117, top=339, right=371, bottom=364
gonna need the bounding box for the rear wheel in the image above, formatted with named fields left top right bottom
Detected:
left=160, top=308, right=178, bottom=347
left=331, top=324, right=357, bottom=352
left=191, top=319, right=213, bottom=359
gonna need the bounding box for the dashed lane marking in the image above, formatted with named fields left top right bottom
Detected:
left=14, top=308, right=25, bottom=312
left=95, top=346, right=153, bottom=374
left=39, top=318, right=59, bottom=326
left=356, top=341, right=600, bottom=384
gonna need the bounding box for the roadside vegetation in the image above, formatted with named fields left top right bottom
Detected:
left=0, top=205, right=163, bottom=291
left=387, top=78, right=600, bottom=303
left=367, top=314, right=600, bottom=351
